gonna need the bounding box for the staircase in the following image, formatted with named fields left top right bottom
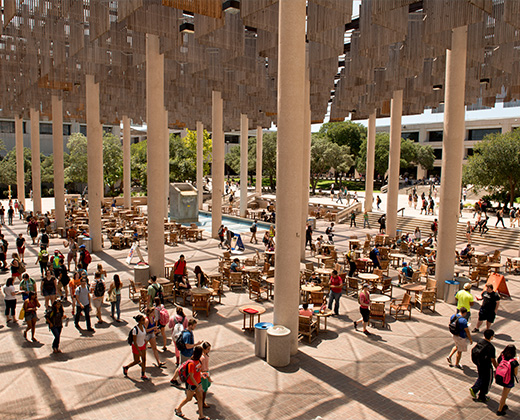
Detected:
left=367, top=212, right=520, bottom=250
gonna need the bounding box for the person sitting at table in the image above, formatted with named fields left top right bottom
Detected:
left=414, top=227, right=422, bottom=242
left=262, top=231, right=270, bottom=249
left=315, top=236, right=324, bottom=255
left=173, top=255, right=189, bottom=285
left=261, top=209, right=268, bottom=222
left=401, top=262, right=413, bottom=278
left=423, top=234, right=434, bottom=248
left=460, top=243, right=474, bottom=261
left=194, top=266, right=208, bottom=288
left=308, top=272, right=321, bottom=285
left=299, top=303, right=313, bottom=318
left=230, top=258, right=241, bottom=273
left=269, top=211, right=276, bottom=224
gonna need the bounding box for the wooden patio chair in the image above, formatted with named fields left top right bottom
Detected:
left=298, top=315, right=318, bottom=344
left=249, top=279, right=268, bottom=301
left=192, top=293, right=211, bottom=317
left=415, top=290, right=436, bottom=313
left=375, top=277, right=393, bottom=297
left=138, top=289, right=148, bottom=313
left=210, top=279, right=223, bottom=304
left=309, top=291, right=324, bottom=305
left=229, top=272, right=243, bottom=289
left=129, top=279, right=142, bottom=301
left=110, top=236, right=122, bottom=250
left=369, top=302, right=386, bottom=328
left=419, top=264, right=429, bottom=281
left=162, top=283, right=175, bottom=304
left=347, top=277, right=360, bottom=297
left=389, top=292, right=412, bottom=320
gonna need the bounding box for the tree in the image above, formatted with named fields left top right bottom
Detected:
left=463, top=131, right=520, bottom=206
left=0, top=147, right=32, bottom=186
left=130, top=139, right=148, bottom=192
left=225, top=137, right=257, bottom=184
left=65, top=133, right=88, bottom=184
left=356, top=133, right=435, bottom=178
left=309, top=134, right=354, bottom=194
left=103, top=133, right=123, bottom=195
left=262, top=132, right=277, bottom=190
left=318, top=121, right=367, bottom=158
left=183, top=129, right=213, bottom=177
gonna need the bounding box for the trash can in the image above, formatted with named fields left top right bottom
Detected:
left=82, top=237, right=93, bottom=253
left=134, top=264, right=150, bottom=288
left=444, top=280, right=459, bottom=304
left=254, top=322, right=273, bottom=358
left=77, top=235, right=85, bottom=247
left=267, top=325, right=291, bottom=367
left=307, top=217, right=316, bottom=230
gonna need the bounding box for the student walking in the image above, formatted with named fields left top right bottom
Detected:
left=3, top=277, right=18, bottom=323
left=469, top=329, right=497, bottom=403
left=354, top=283, right=371, bottom=335
left=46, top=299, right=67, bottom=353
left=447, top=307, right=473, bottom=369
left=200, top=342, right=213, bottom=409
left=74, top=278, right=94, bottom=332
left=250, top=219, right=258, bottom=244
left=496, top=345, right=519, bottom=416
left=123, top=314, right=149, bottom=380
left=23, top=292, right=41, bottom=342
left=108, top=274, right=123, bottom=322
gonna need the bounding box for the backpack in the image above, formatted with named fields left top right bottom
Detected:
left=94, top=280, right=105, bottom=297
left=176, top=330, right=188, bottom=352
left=159, top=306, right=170, bottom=326
left=178, top=360, right=194, bottom=383
left=153, top=284, right=164, bottom=304
left=18, top=262, right=26, bottom=274
left=127, top=326, right=137, bottom=345
left=40, top=252, right=49, bottom=264
left=83, top=250, right=92, bottom=265
left=471, top=341, right=488, bottom=366
left=449, top=314, right=461, bottom=335
left=405, top=266, right=413, bottom=277
left=41, top=233, right=49, bottom=244
left=173, top=321, right=184, bottom=340
left=369, top=249, right=377, bottom=260
left=44, top=308, right=54, bottom=326
left=495, top=358, right=515, bottom=386
left=326, top=227, right=331, bottom=235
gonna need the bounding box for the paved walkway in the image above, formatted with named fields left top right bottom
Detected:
left=0, top=198, right=519, bottom=419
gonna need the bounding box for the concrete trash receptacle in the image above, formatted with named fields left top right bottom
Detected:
left=307, top=217, right=316, bottom=230
left=444, top=280, right=459, bottom=304
left=254, top=322, right=273, bottom=358
left=82, top=237, right=93, bottom=253
left=267, top=325, right=291, bottom=367
left=77, top=235, right=85, bottom=247
left=134, top=264, right=150, bottom=288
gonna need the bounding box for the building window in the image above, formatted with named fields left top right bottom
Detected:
left=0, top=121, right=15, bottom=133
left=402, top=132, right=419, bottom=142
left=225, top=135, right=239, bottom=144
left=40, top=123, right=53, bottom=135
left=131, top=137, right=140, bottom=144
left=103, top=126, right=112, bottom=134
left=79, top=125, right=87, bottom=136
left=433, top=149, right=442, bottom=160
left=63, top=124, right=71, bottom=136
left=466, top=148, right=474, bottom=158
left=428, top=131, right=443, bottom=142
left=467, top=128, right=501, bottom=141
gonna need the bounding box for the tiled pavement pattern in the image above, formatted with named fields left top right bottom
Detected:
left=0, top=209, right=519, bottom=420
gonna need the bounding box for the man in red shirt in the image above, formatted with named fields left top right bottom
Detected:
left=173, top=255, right=189, bottom=287
left=327, top=270, right=343, bottom=316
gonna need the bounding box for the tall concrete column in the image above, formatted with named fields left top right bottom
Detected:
left=15, top=115, right=25, bottom=207
left=146, top=33, right=166, bottom=276
left=274, top=0, right=306, bottom=356
left=364, top=111, right=376, bottom=212
left=122, top=115, right=131, bottom=209
left=52, top=96, right=65, bottom=227
left=386, top=90, right=403, bottom=238
left=164, top=110, right=169, bottom=217
left=255, top=126, right=263, bottom=196
left=301, top=57, right=311, bottom=260
left=86, top=74, right=103, bottom=252
left=240, top=114, right=248, bottom=218
left=435, top=26, right=468, bottom=298
left=211, top=91, right=224, bottom=238
left=196, top=121, right=204, bottom=210
left=30, top=108, right=42, bottom=214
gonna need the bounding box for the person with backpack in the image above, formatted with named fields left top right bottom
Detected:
left=376, top=195, right=381, bottom=210
left=447, top=307, right=473, bottom=369
left=57, top=257, right=70, bottom=301
left=401, top=262, right=413, bottom=279
left=144, top=307, right=165, bottom=368
left=107, top=274, right=123, bottom=322
left=250, top=219, right=258, bottom=244
left=377, top=214, right=386, bottom=233
left=170, top=318, right=203, bottom=386
left=326, top=223, right=334, bottom=243
left=369, top=244, right=382, bottom=269
left=74, top=277, right=94, bottom=332
left=153, top=297, right=169, bottom=351
left=35, top=246, right=49, bottom=277
left=496, top=344, right=519, bottom=416
left=19, top=273, right=36, bottom=301
left=90, top=272, right=105, bottom=324
left=64, top=237, right=78, bottom=271
left=46, top=299, right=67, bottom=354
left=169, top=307, right=188, bottom=366
left=174, top=345, right=209, bottom=420
left=350, top=211, right=356, bottom=228
left=346, top=245, right=357, bottom=277
left=78, top=245, right=91, bottom=271
left=27, top=217, right=39, bottom=245
left=38, top=229, right=50, bottom=250
left=217, top=224, right=225, bottom=248
left=469, top=329, right=497, bottom=403
left=123, top=314, right=149, bottom=381
left=431, top=219, right=438, bottom=242
left=147, top=275, right=164, bottom=308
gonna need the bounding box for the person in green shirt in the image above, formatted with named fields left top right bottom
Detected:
left=20, top=273, right=36, bottom=301
left=455, top=283, right=474, bottom=320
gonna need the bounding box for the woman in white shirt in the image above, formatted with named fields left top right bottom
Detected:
left=3, top=277, right=18, bottom=323
left=123, top=314, right=149, bottom=381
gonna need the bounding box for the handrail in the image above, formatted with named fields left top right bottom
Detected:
left=335, top=202, right=362, bottom=223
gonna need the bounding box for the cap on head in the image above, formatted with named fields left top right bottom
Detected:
left=79, top=245, right=86, bottom=248
left=402, top=262, right=407, bottom=266
left=464, top=283, right=472, bottom=290
left=362, top=283, right=369, bottom=288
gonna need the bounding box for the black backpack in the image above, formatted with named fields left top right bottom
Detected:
left=176, top=331, right=187, bottom=352
left=369, top=249, right=377, bottom=260
left=449, top=315, right=461, bottom=335
left=127, top=326, right=137, bottom=345
left=94, top=280, right=105, bottom=297
left=405, top=266, right=414, bottom=277
left=154, top=284, right=164, bottom=304
left=326, top=227, right=331, bottom=234
left=471, top=341, right=488, bottom=366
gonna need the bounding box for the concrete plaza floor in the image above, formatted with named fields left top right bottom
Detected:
left=0, top=197, right=519, bottom=420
